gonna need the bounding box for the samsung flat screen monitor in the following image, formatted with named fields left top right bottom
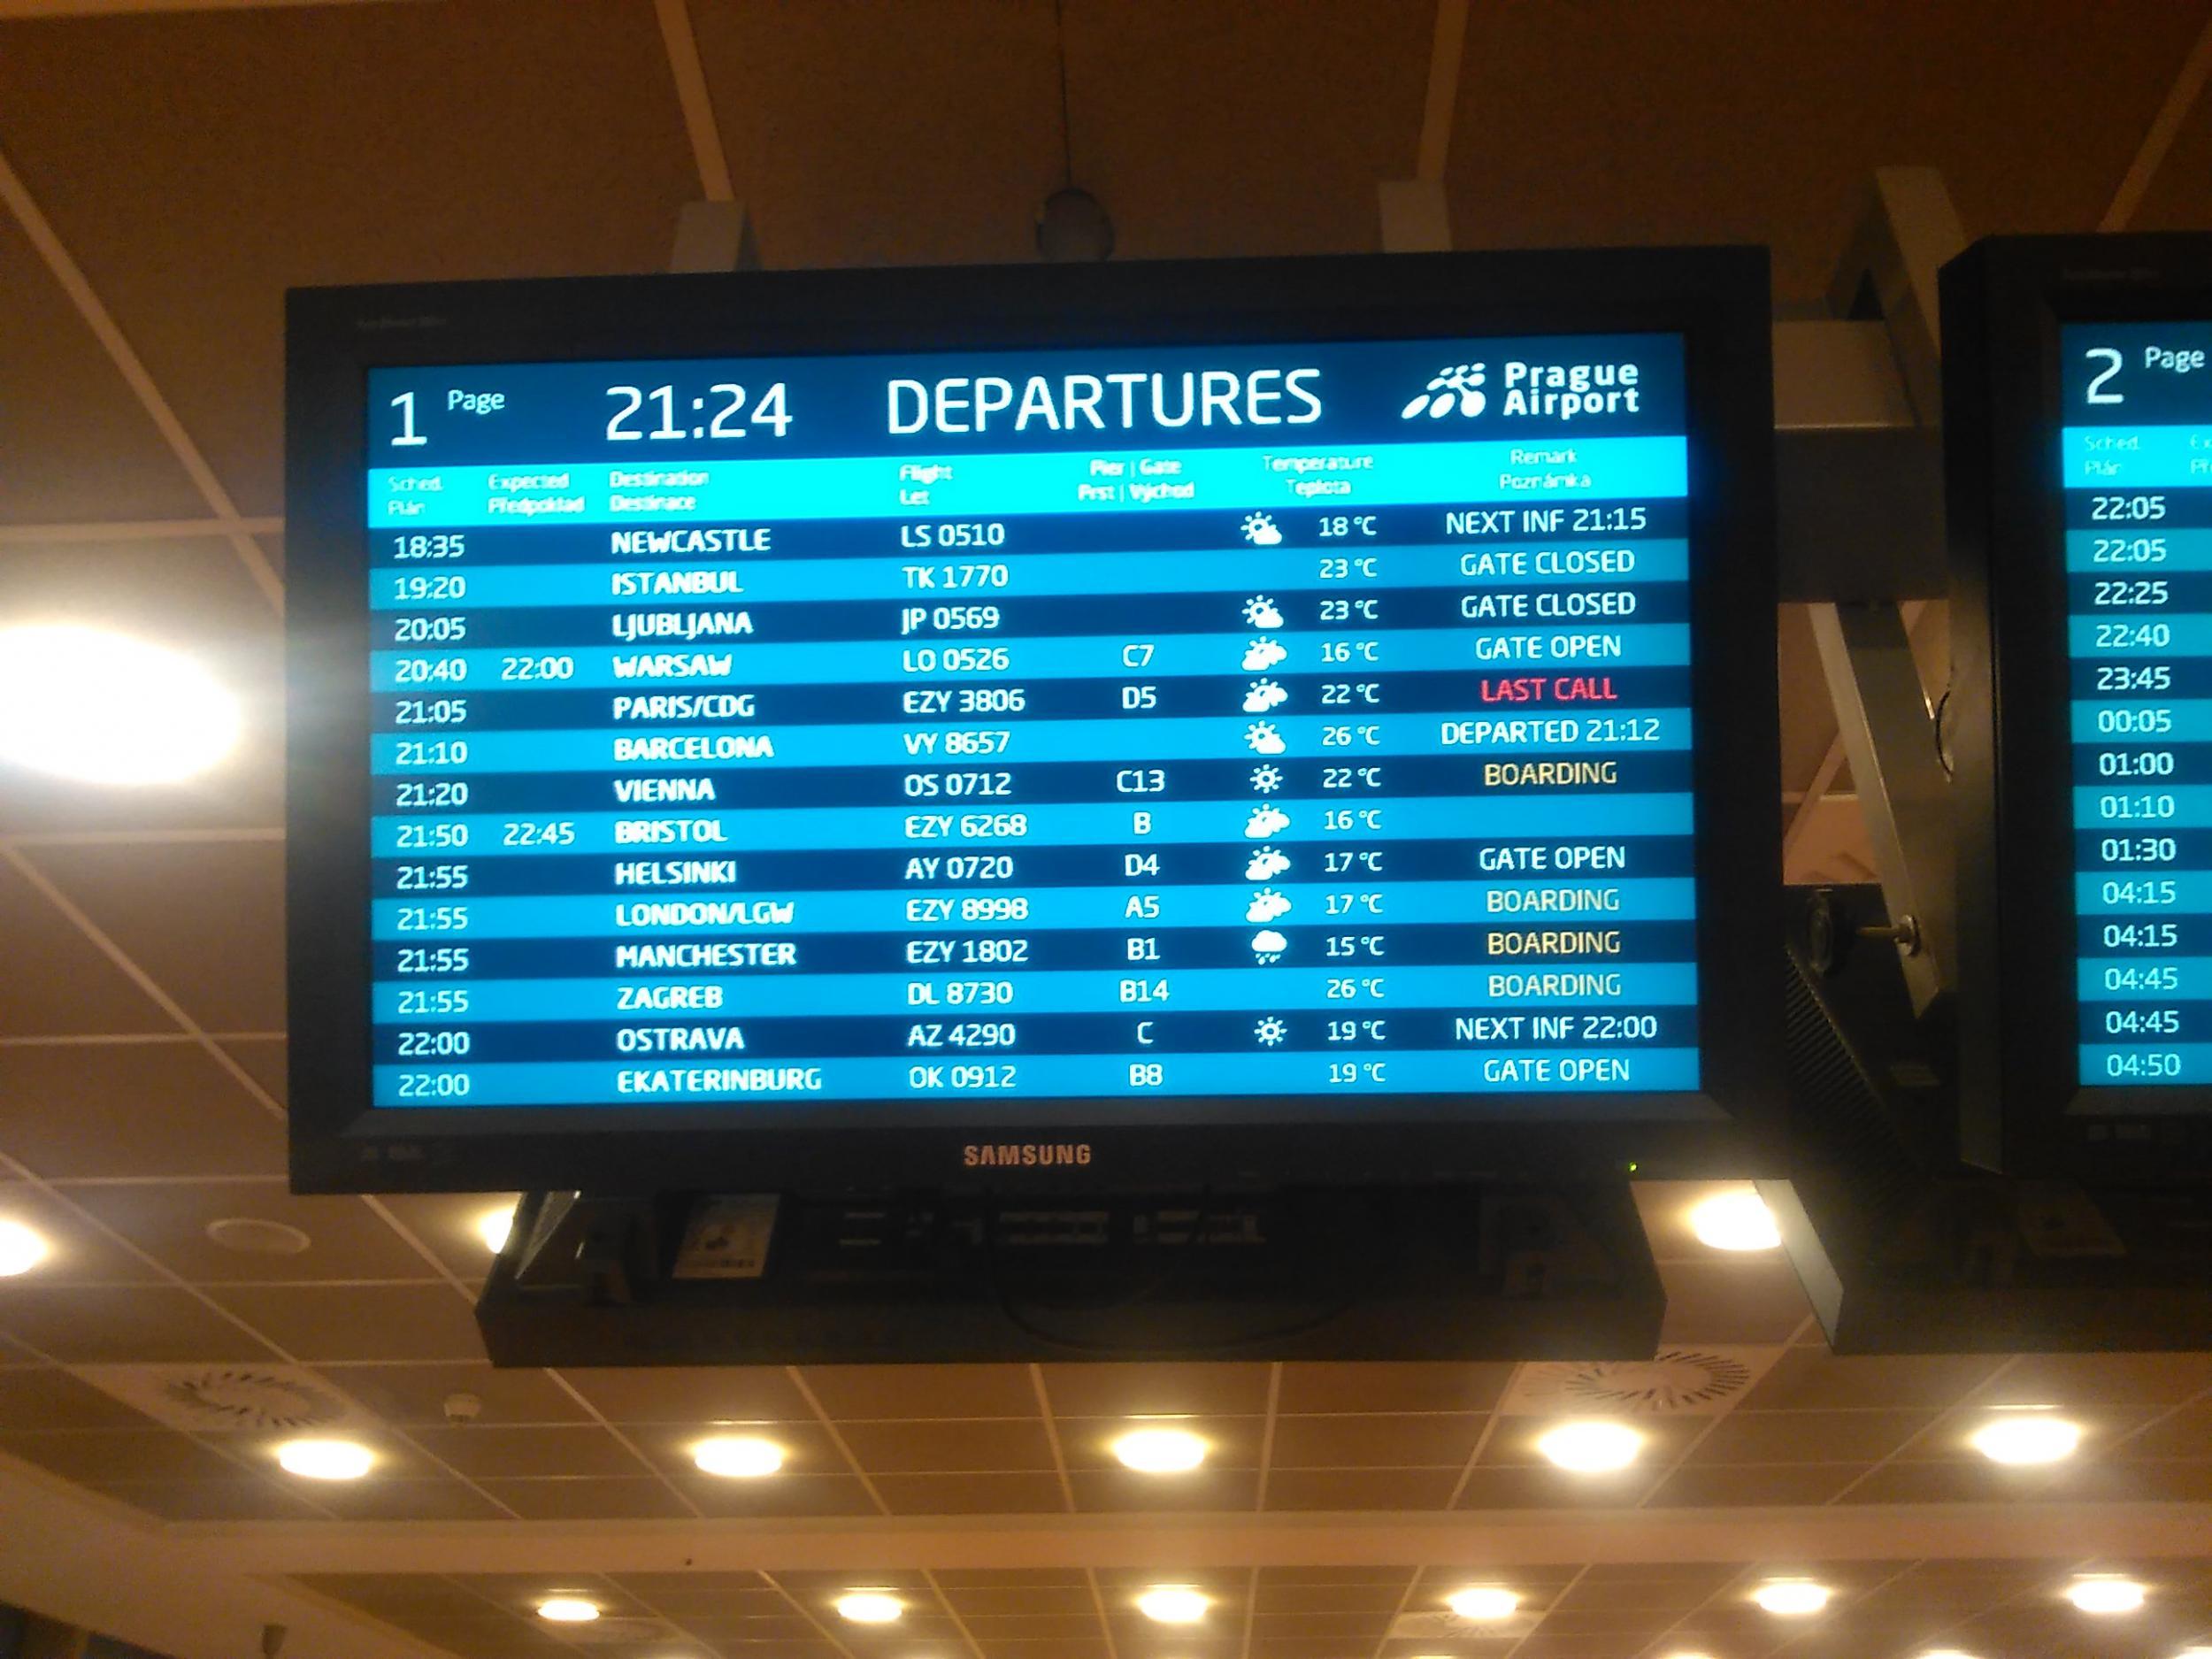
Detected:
left=1947, top=234, right=2212, bottom=1180
left=286, top=249, right=1778, bottom=1194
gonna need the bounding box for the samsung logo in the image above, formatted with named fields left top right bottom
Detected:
left=962, top=1141, right=1093, bottom=1168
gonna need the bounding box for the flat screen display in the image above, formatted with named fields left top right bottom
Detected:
left=366, top=335, right=1701, bottom=1110
left=286, top=251, right=1777, bottom=1191
left=2062, top=320, right=2212, bottom=1094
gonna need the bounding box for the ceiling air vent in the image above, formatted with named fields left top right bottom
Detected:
left=73, top=1364, right=365, bottom=1433
left=1496, top=1346, right=1782, bottom=1416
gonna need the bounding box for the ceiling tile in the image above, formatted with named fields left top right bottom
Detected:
left=1275, top=1361, right=1516, bottom=1415
left=403, top=1423, right=649, bottom=1480
left=558, top=1364, right=813, bottom=1425
left=1070, top=1466, right=1259, bottom=1511
left=1271, top=1411, right=1486, bottom=1469
left=1641, top=1462, right=1862, bottom=1507
left=88, top=1477, right=326, bottom=1522
left=0, top=1425, right=245, bottom=1483
left=23, top=840, right=283, bottom=1032
left=1253, top=1577, right=1409, bottom=1610
left=1684, top=1407, right=1937, bottom=1463
left=1990, top=1350, right=2212, bottom=1408
left=627, top=1419, right=846, bottom=1479
left=0, top=1043, right=284, bottom=1178
left=1736, top=1348, right=2006, bottom=1411
left=475, top=1476, right=693, bottom=1520
left=0, top=1284, right=273, bottom=1363
left=289, top=1575, right=507, bottom=1621
left=603, top=1576, right=778, bottom=1616
left=2115, top=1404, right=2212, bottom=1461
left=291, top=1477, right=509, bottom=1523
left=938, top=1583, right=1095, bottom=1616
left=1454, top=1463, right=1649, bottom=1509
left=319, top=1361, right=592, bottom=1428
left=835, top=1416, right=1057, bottom=1473
left=202, top=1283, right=484, bottom=1363
left=798, top=1363, right=1036, bottom=1420
left=371, top=1191, right=521, bottom=1279
left=974, top=1645, right=1110, bottom=1659
left=956, top=1613, right=1102, bottom=1640
left=0, top=1365, right=165, bottom=1430
left=0, top=0, right=699, bottom=518
left=0, top=213, right=204, bottom=525
left=219, top=1037, right=286, bottom=1105
left=1264, top=1467, right=1461, bottom=1509
left=1037, top=1361, right=1271, bottom=1417
left=58, top=1180, right=434, bottom=1284
left=0, top=864, right=170, bottom=1036
left=675, top=1472, right=879, bottom=1518
left=872, top=1471, right=1067, bottom=1514
left=1656, top=1256, right=1815, bottom=1343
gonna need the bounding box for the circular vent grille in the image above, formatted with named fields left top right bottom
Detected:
left=1515, top=1348, right=1760, bottom=1414
left=159, top=1367, right=350, bottom=1431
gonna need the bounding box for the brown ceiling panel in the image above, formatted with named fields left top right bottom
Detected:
left=371, top=1189, right=518, bottom=1279
left=1656, top=1255, right=1815, bottom=1344
left=0, top=536, right=279, bottom=834
left=675, top=1471, right=879, bottom=1518
left=23, top=838, right=285, bottom=1033
left=477, top=1475, right=694, bottom=1520
left=626, top=1419, right=847, bottom=1480
left=557, top=1363, right=815, bottom=1425
left=1271, top=1409, right=1486, bottom=1469
left=0, top=213, right=204, bottom=526
left=0, top=0, right=699, bottom=518
left=0, top=1041, right=284, bottom=1179
left=1684, top=1406, right=1937, bottom=1465
left=1263, top=1466, right=1462, bottom=1509
left=202, top=1281, right=485, bottom=1363
left=798, top=1362, right=1039, bottom=1420
left=1056, top=1411, right=1264, bottom=1471
left=0, top=860, right=171, bottom=1035
left=1069, top=1464, right=1260, bottom=1511
left=833, top=1414, right=1058, bottom=1473
left=872, top=1471, right=1066, bottom=1514
left=57, top=1179, right=434, bottom=1284
left=1640, top=1461, right=1862, bottom=1508
left=0, top=1363, right=160, bottom=1431
left=0, top=1282, right=273, bottom=1363
left=0, top=1423, right=240, bottom=1484
left=402, top=1422, right=649, bottom=1481
left=0, top=1182, right=163, bottom=1284
left=88, top=1476, right=324, bottom=1522
left=219, top=1036, right=287, bottom=1105
left=1736, top=1347, right=2007, bottom=1411
left=1275, top=1359, right=1517, bottom=1416
left=1038, top=1359, right=1271, bottom=1417
left=1444, top=1, right=2202, bottom=303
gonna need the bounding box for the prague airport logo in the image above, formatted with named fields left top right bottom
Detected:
left=1402, top=362, right=1486, bottom=419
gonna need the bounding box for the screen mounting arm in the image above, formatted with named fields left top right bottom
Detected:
left=1805, top=168, right=1967, bottom=1017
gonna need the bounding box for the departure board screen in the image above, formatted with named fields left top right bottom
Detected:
left=361, top=332, right=1711, bottom=1117
left=2064, top=320, right=2212, bottom=1094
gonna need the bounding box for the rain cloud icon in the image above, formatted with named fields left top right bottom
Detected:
left=1250, top=928, right=1288, bottom=963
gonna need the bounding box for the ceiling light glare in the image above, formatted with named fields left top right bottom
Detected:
left=690, top=1434, right=785, bottom=1479
left=1687, top=1188, right=1781, bottom=1252
left=535, top=1598, right=600, bottom=1624
left=477, top=1203, right=518, bottom=1255
left=1752, top=1581, right=1830, bottom=1617
left=834, top=1592, right=903, bottom=1625
left=2066, top=1578, right=2146, bottom=1616
left=274, top=1439, right=373, bottom=1480
left=1445, top=1587, right=1520, bottom=1621
left=0, top=624, right=241, bottom=785
left=0, top=1219, right=49, bottom=1278
left=1917, top=1649, right=1979, bottom=1659
left=1136, top=1587, right=1210, bottom=1624
left=1969, top=1411, right=2080, bottom=1465
left=1534, top=1418, right=1644, bottom=1471
left=2171, top=1648, right=2212, bottom=1659
left=1112, top=1425, right=1208, bottom=1473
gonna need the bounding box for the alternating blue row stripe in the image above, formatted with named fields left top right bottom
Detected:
left=2062, top=425, right=2212, bottom=489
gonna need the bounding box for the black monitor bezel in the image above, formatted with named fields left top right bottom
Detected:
left=1945, top=233, right=2212, bottom=1180
left=287, top=247, right=1780, bottom=1194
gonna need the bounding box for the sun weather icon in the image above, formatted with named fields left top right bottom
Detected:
left=1246, top=846, right=1291, bottom=881
left=1254, top=1016, right=1288, bottom=1047
left=1245, top=721, right=1286, bottom=756
left=1249, top=764, right=1284, bottom=794
left=1242, top=637, right=1288, bottom=672
left=1241, top=511, right=1283, bottom=547
left=1243, top=678, right=1287, bottom=714
left=1242, top=595, right=1285, bottom=629
left=1246, top=803, right=1290, bottom=838
left=1402, top=362, right=1486, bottom=419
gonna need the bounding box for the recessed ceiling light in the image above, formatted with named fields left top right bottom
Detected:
left=690, top=1434, right=785, bottom=1479
left=1752, top=1581, right=1830, bottom=1617
left=2172, top=1647, right=2212, bottom=1659
left=2066, top=1578, right=2146, bottom=1615
left=1969, top=1411, right=2080, bottom=1465
left=1112, top=1425, right=1208, bottom=1473
left=1136, top=1587, right=1210, bottom=1624
left=274, top=1440, right=373, bottom=1480
left=1534, top=1419, right=1643, bottom=1471
left=1445, top=1587, right=1519, bottom=1621
left=536, top=1598, right=600, bottom=1624
left=834, top=1592, right=903, bottom=1624
left=0, top=1219, right=49, bottom=1278
left=1687, top=1189, right=1781, bottom=1251
left=0, top=624, right=240, bottom=785
left=477, top=1203, right=518, bottom=1255
left=1918, top=1648, right=1979, bottom=1659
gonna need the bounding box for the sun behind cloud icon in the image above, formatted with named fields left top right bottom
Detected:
left=1245, top=803, right=1291, bottom=839
left=1242, top=638, right=1288, bottom=672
